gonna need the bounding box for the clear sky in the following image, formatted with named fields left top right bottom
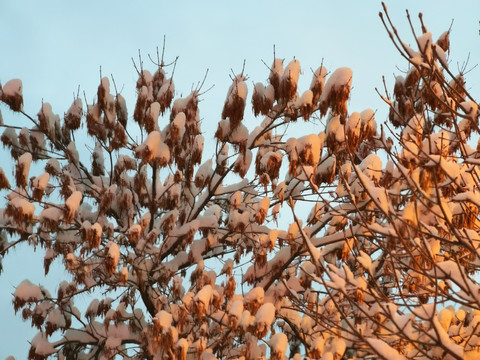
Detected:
left=0, top=1, right=479, bottom=358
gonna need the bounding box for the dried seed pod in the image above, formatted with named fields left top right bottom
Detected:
left=251, top=83, right=263, bottom=116
left=86, top=103, right=106, bottom=141
left=97, top=77, right=110, bottom=109
left=233, top=149, right=253, bottom=178
left=111, top=122, right=127, bottom=151
left=64, top=98, right=83, bottom=131
left=280, top=59, right=301, bottom=102
left=296, top=89, right=314, bottom=120
left=345, top=112, right=362, bottom=153
left=436, top=30, right=450, bottom=53
left=115, top=93, right=128, bottom=128
left=105, top=241, right=119, bottom=274
left=144, top=102, right=160, bottom=133
left=157, top=78, right=174, bottom=114
left=65, top=191, right=82, bottom=224
left=15, top=152, right=31, bottom=188
left=405, top=67, right=420, bottom=94
left=326, top=115, right=345, bottom=154
left=360, top=109, right=377, bottom=140
left=319, top=67, right=352, bottom=119
left=1, top=79, right=23, bottom=111
left=134, top=86, right=148, bottom=126
left=393, top=76, right=406, bottom=98
left=152, top=67, right=166, bottom=97
left=268, top=58, right=284, bottom=101
left=0, top=167, right=10, bottom=190
left=315, top=154, right=336, bottom=185
left=310, top=65, right=327, bottom=105
left=222, top=75, right=247, bottom=130
left=31, top=172, right=50, bottom=202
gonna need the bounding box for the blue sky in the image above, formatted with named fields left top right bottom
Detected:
left=0, top=1, right=479, bottom=358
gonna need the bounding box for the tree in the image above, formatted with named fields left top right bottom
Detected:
left=1, top=4, right=480, bottom=359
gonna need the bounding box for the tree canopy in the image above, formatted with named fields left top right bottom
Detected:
left=1, top=4, right=480, bottom=360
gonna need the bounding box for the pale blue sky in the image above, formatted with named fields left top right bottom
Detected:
left=0, top=1, right=479, bottom=358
